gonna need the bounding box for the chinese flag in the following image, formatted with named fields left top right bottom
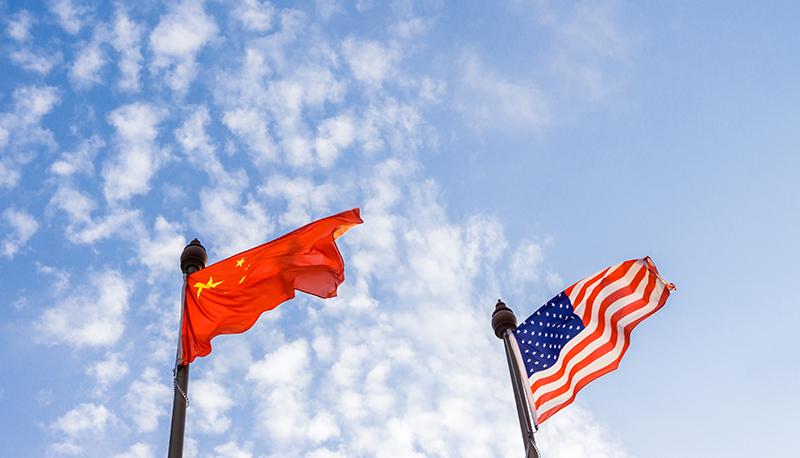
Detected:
left=180, top=208, right=363, bottom=364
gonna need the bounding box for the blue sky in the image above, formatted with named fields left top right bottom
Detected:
left=1, top=1, right=798, bottom=457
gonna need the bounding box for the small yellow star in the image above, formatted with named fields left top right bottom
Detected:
left=194, top=276, right=224, bottom=299
left=236, top=258, right=246, bottom=267
left=239, top=276, right=247, bottom=284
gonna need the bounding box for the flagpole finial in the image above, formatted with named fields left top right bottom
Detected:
left=491, top=299, right=518, bottom=338
left=181, top=239, right=207, bottom=274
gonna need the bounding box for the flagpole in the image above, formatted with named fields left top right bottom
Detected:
left=492, top=300, right=541, bottom=458
left=168, top=239, right=207, bottom=458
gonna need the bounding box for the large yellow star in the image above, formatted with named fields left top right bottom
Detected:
left=194, top=276, right=224, bottom=299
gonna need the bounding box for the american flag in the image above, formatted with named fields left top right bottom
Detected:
left=509, top=257, right=674, bottom=425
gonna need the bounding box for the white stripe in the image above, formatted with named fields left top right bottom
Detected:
left=536, top=277, right=667, bottom=416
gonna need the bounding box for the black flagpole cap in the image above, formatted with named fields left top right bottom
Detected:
left=491, top=299, right=518, bottom=339
left=180, top=239, right=208, bottom=274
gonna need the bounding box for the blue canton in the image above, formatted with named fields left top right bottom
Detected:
left=513, top=292, right=586, bottom=376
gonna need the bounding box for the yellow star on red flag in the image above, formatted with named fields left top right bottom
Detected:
left=193, top=276, right=223, bottom=299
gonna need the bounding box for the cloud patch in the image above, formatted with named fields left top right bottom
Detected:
left=69, top=31, right=108, bottom=89
left=456, top=52, right=550, bottom=131
left=51, top=403, right=116, bottom=455
left=342, top=37, right=400, bottom=89
left=102, top=102, right=168, bottom=204
left=36, top=269, right=131, bottom=348
left=1, top=207, right=38, bottom=258
left=7, top=10, right=35, bottom=42
left=111, top=8, right=145, bottom=92
left=150, top=0, right=218, bottom=93
left=0, top=85, right=60, bottom=189
left=49, top=0, right=90, bottom=35
left=122, top=367, right=172, bottom=433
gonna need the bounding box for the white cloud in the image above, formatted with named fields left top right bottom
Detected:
left=552, top=0, right=628, bottom=99
left=102, top=102, right=168, bottom=204
left=178, top=105, right=246, bottom=186
left=122, top=367, right=172, bottom=433
left=268, top=65, right=347, bottom=167
left=149, top=0, right=218, bottom=93
left=137, top=216, right=186, bottom=281
left=0, top=85, right=60, bottom=189
left=50, top=186, right=96, bottom=226
left=234, top=0, right=275, bottom=32
left=259, top=175, right=335, bottom=228
left=87, top=351, right=129, bottom=396
left=509, top=239, right=546, bottom=288
left=50, top=134, right=104, bottom=176
left=10, top=48, right=63, bottom=74
left=51, top=402, right=116, bottom=454
left=305, top=448, right=347, bottom=458
left=49, top=0, right=90, bottom=35
left=0, top=163, right=16, bottom=189
left=212, top=441, right=253, bottom=458
left=36, top=269, right=131, bottom=348
left=49, top=186, right=146, bottom=245
left=111, top=8, right=144, bottom=92
left=546, top=269, right=564, bottom=291
left=301, top=199, right=519, bottom=458
left=2, top=207, right=38, bottom=258
left=222, top=107, right=278, bottom=165
left=389, top=17, right=429, bottom=39
left=7, top=10, right=35, bottom=42
left=112, top=443, right=155, bottom=458
left=355, top=0, right=373, bottom=12
left=191, top=379, right=234, bottom=434
left=69, top=34, right=108, bottom=89
left=537, top=404, right=633, bottom=458
left=314, top=112, right=357, bottom=167
left=214, top=13, right=357, bottom=170
left=246, top=339, right=313, bottom=443
left=342, top=37, right=400, bottom=88
left=37, top=263, right=72, bottom=292
left=457, top=52, right=550, bottom=131
left=308, top=411, right=341, bottom=443
left=176, top=106, right=275, bottom=255
left=193, top=185, right=273, bottom=257
left=316, top=0, right=344, bottom=21
left=54, top=403, right=114, bottom=436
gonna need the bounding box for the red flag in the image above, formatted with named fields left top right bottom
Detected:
left=180, top=208, right=363, bottom=364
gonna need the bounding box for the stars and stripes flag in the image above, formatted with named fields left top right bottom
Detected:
left=509, top=257, right=674, bottom=425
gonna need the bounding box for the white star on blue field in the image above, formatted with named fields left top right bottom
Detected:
left=1, top=1, right=798, bottom=457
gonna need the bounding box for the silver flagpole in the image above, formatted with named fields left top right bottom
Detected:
left=492, top=300, right=541, bottom=458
